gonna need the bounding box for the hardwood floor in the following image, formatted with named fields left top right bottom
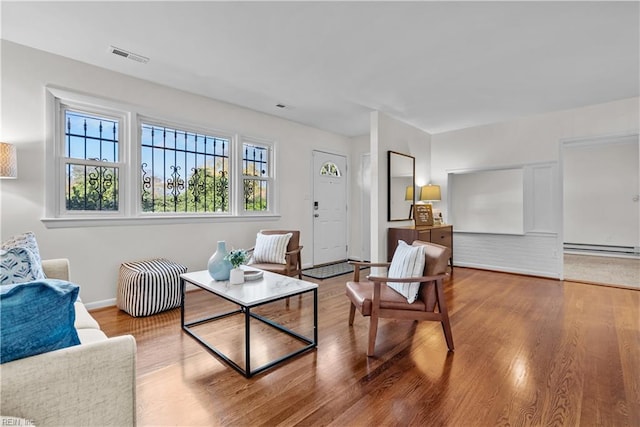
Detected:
left=91, top=268, right=640, bottom=426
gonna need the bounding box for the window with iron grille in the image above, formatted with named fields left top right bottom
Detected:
left=140, top=123, right=231, bottom=214
left=63, top=109, right=121, bottom=213
left=242, top=141, right=271, bottom=212
left=47, top=88, right=277, bottom=224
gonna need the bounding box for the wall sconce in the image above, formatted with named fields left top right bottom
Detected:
left=0, top=142, right=17, bottom=179
left=420, top=184, right=441, bottom=204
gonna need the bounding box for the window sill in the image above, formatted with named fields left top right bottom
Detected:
left=41, top=214, right=281, bottom=229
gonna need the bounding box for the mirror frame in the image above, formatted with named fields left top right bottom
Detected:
left=387, top=150, right=416, bottom=222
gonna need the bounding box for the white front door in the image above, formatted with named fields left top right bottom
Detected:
left=312, top=151, right=347, bottom=266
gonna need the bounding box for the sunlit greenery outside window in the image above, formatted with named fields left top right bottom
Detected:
left=242, top=141, right=271, bottom=212
left=140, top=123, right=230, bottom=214
left=64, top=109, right=120, bottom=212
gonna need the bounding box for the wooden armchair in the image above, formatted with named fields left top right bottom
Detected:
left=247, top=230, right=303, bottom=279
left=248, top=230, right=303, bottom=307
left=346, top=241, right=453, bottom=356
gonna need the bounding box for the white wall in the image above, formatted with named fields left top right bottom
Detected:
left=370, top=111, right=431, bottom=263
left=348, top=134, right=370, bottom=261
left=0, top=41, right=350, bottom=306
left=3, top=41, right=637, bottom=302
left=432, top=97, right=640, bottom=277
left=563, top=135, right=639, bottom=248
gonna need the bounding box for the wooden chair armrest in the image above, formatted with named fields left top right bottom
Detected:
left=349, top=261, right=391, bottom=282
left=285, top=246, right=303, bottom=256
left=366, top=273, right=447, bottom=283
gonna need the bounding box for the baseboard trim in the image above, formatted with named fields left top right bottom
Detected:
left=564, top=250, right=640, bottom=260
left=85, top=298, right=116, bottom=310
left=453, top=262, right=560, bottom=279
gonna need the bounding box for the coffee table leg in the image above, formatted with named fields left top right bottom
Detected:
left=180, top=278, right=185, bottom=328
left=245, top=307, right=251, bottom=377
left=314, top=288, right=318, bottom=344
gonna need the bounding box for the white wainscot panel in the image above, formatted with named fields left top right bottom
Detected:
left=453, top=232, right=560, bottom=278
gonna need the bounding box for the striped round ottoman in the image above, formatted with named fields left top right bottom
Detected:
left=117, top=258, right=187, bottom=317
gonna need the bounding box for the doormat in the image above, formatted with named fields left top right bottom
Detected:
left=302, top=261, right=369, bottom=280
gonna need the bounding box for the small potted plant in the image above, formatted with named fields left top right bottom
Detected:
left=225, top=249, right=248, bottom=285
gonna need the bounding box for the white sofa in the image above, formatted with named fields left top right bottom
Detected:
left=0, top=259, right=137, bottom=426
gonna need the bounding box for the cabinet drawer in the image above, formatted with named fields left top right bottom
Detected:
left=416, top=230, right=431, bottom=242
left=431, top=228, right=452, bottom=249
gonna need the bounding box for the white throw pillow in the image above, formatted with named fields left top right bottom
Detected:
left=0, top=247, right=42, bottom=285
left=387, top=240, right=426, bottom=303
left=1, top=231, right=45, bottom=282
left=253, top=232, right=292, bottom=264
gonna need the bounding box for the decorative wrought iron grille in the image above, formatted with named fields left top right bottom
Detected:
left=64, top=111, right=119, bottom=211
left=141, top=124, right=230, bottom=213
left=242, top=143, right=269, bottom=211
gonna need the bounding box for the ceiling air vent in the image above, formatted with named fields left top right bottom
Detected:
left=109, top=46, right=149, bottom=64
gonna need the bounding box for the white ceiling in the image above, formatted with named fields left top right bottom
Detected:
left=2, top=1, right=639, bottom=136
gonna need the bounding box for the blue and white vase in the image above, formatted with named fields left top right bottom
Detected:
left=208, top=241, right=232, bottom=281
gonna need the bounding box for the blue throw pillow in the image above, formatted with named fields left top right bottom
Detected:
left=1, top=279, right=80, bottom=364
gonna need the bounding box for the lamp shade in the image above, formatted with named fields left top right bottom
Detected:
left=404, top=185, right=414, bottom=201
left=0, top=142, right=17, bottom=179
left=420, top=184, right=441, bottom=201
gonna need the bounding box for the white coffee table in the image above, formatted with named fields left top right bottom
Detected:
left=180, top=266, right=318, bottom=378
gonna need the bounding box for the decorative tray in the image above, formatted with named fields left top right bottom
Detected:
left=244, top=270, right=264, bottom=281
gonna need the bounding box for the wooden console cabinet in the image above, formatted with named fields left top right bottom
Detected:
left=387, top=224, right=454, bottom=269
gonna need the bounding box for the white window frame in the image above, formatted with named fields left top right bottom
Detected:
left=43, top=87, right=279, bottom=228
left=58, top=105, right=127, bottom=217
left=238, top=137, right=277, bottom=216
left=45, top=88, right=131, bottom=220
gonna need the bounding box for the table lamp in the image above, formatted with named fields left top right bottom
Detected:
left=420, top=184, right=441, bottom=204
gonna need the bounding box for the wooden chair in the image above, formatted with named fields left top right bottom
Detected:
left=248, top=230, right=303, bottom=306
left=248, top=230, right=303, bottom=279
left=346, top=241, right=453, bottom=356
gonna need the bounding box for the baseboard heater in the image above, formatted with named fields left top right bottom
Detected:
left=564, top=242, right=639, bottom=255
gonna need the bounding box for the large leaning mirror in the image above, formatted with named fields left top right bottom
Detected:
left=388, top=150, right=415, bottom=221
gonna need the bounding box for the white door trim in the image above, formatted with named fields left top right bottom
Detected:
left=312, top=150, right=348, bottom=266
left=558, top=131, right=640, bottom=280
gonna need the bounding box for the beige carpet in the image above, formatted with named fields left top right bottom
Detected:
left=564, top=254, right=640, bottom=289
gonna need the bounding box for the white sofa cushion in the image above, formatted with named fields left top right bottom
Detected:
left=77, top=328, right=108, bottom=344
left=74, top=301, right=101, bottom=330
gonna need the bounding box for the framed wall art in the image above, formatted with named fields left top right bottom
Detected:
left=414, top=204, right=434, bottom=226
